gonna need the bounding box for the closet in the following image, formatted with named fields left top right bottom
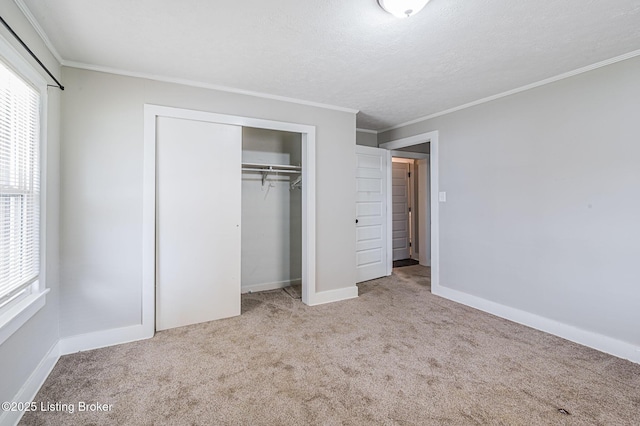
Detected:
left=241, top=127, right=302, bottom=296
left=155, top=119, right=302, bottom=331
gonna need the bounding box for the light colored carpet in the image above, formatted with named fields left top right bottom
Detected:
left=21, top=266, right=640, bottom=425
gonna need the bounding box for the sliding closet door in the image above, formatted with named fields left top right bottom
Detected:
left=156, top=117, right=241, bottom=331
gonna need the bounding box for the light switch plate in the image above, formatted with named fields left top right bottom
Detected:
left=439, top=191, right=447, bottom=202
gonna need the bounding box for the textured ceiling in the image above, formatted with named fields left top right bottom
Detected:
left=19, top=0, right=640, bottom=130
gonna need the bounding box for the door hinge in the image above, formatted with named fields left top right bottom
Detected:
left=408, top=207, right=412, bottom=213
left=408, top=172, right=411, bottom=178
left=409, top=242, right=412, bottom=247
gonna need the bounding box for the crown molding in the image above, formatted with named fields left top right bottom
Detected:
left=13, top=0, right=63, bottom=64
left=63, top=60, right=359, bottom=115
left=14, top=0, right=358, bottom=115
left=379, top=48, right=640, bottom=133
left=11, top=0, right=640, bottom=131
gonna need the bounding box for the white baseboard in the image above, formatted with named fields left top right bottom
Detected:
left=59, top=324, right=153, bottom=355
left=1, top=341, right=61, bottom=426
left=308, top=286, right=358, bottom=306
left=241, top=279, right=302, bottom=294
left=432, top=283, right=640, bottom=364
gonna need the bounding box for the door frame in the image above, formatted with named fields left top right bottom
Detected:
left=142, top=104, right=317, bottom=336
left=380, top=131, right=439, bottom=291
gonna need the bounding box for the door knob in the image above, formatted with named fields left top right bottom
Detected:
left=355, top=219, right=359, bottom=224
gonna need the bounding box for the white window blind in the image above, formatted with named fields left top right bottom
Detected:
left=0, top=60, right=40, bottom=306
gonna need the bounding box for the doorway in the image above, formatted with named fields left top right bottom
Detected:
left=390, top=144, right=430, bottom=267
left=391, top=158, right=415, bottom=262
left=380, top=131, right=440, bottom=292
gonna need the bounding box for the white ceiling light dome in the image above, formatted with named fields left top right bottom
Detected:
left=378, top=0, right=431, bottom=18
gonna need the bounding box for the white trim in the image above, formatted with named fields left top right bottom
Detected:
left=38, top=62, right=49, bottom=317
left=241, top=279, right=302, bottom=294
left=144, top=104, right=318, bottom=332
left=385, top=150, right=393, bottom=276
left=429, top=135, right=439, bottom=285
left=0, top=290, right=49, bottom=346
left=64, top=60, right=358, bottom=114
left=0, top=31, right=47, bottom=90
left=356, top=128, right=378, bottom=135
left=59, top=325, right=150, bottom=355
left=433, top=285, right=640, bottom=364
left=141, top=106, right=157, bottom=339
left=380, top=131, right=438, bottom=151
left=0, top=341, right=60, bottom=426
left=380, top=131, right=439, bottom=287
left=416, top=156, right=431, bottom=267
left=13, top=0, right=64, bottom=64
left=301, top=130, right=317, bottom=305
left=379, top=48, right=640, bottom=133
left=0, top=31, right=50, bottom=345
left=408, top=162, right=418, bottom=261
left=307, top=286, right=359, bottom=306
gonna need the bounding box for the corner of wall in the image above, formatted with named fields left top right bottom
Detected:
left=0, top=340, right=60, bottom=426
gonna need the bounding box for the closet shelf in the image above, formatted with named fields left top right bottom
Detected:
left=241, top=162, right=302, bottom=187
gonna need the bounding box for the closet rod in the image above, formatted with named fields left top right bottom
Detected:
left=242, top=162, right=301, bottom=171
left=241, top=168, right=300, bottom=174
left=0, top=15, right=64, bottom=90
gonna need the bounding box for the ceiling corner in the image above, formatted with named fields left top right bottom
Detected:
left=13, top=0, right=64, bottom=65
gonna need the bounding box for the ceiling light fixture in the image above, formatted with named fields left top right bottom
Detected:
left=378, top=0, right=431, bottom=18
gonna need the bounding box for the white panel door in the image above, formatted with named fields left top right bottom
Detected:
left=356, top=145, right=388, bottom=282
left=156, top=117, right=241, bottom=331
left=392, top=162, right=410, bottom=260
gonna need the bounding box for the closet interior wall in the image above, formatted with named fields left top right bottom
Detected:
left=241, top=127, right=302, bottom=293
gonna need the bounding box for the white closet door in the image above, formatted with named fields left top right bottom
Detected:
left=156, top=117, right=241, bottom=331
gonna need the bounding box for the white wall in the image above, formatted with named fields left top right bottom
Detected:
left=59, top=67, right=356, bottom=338
left=0, top=0, right=61, bottom=409
left=379, top=56, right=640, bottom=354
left=241, top=128, right=302, bottom=292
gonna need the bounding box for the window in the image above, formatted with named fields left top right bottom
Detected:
left=0, top=60, right=40, bottom=308
left=0, top=41, right=47, bottom=345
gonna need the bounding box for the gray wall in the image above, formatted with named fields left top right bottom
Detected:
left=242, top=128, right=302, bottom=291
left=356, top=130, right=378, bottom=147
left=59, top=67, right=356, bottom=337
left=0, top=1, right=61, bottom=406
left=380, top=56, right=640, bottom=347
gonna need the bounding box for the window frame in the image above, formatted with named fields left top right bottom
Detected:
left=0, top=34, right=49, bottom=346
